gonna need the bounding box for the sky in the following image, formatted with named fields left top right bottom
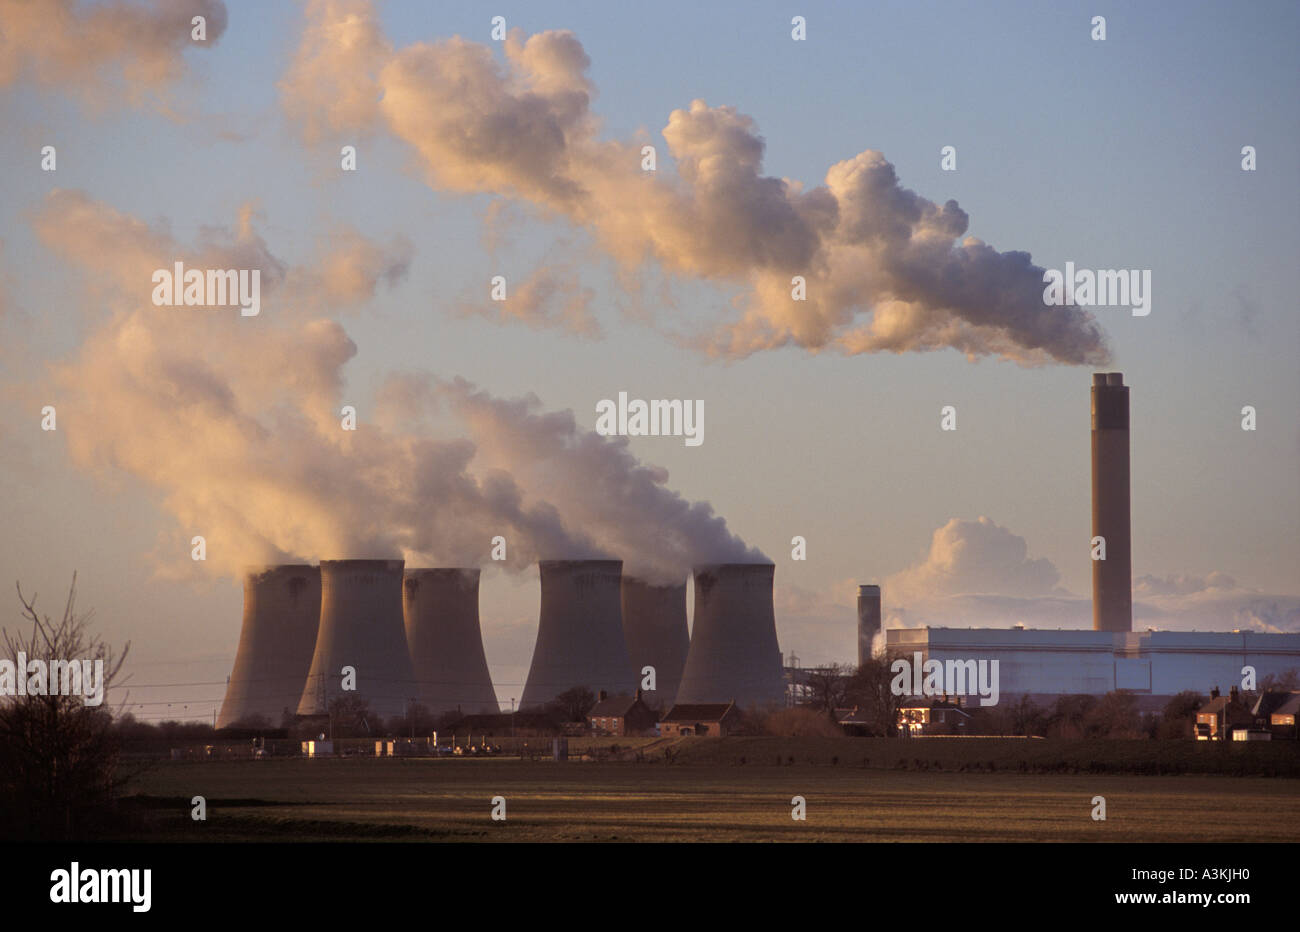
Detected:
left=0, top=0, right=1296, bottom=722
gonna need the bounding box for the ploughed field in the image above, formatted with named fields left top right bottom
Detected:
left=118, top=738, right=1300, bottom=843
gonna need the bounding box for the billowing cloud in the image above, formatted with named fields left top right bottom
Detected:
left=280, top=2, right=1110, bottom=365
left=21, top=190, right=760, bottom=581
left=278, top=0, right=389, bottom=142
left=886, top=516, right=1062, bottom=604
left=880, top=519, right=1300, bottom=636
left=436, top=377, right=765, bottom=582
left=0, top=0, right=227, bottom=110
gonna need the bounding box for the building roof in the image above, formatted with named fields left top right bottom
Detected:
left=589, top=694, right=641, bottom=718
left=1272, top=694, right=1300, bottom=717
left=661, top=702, right=735, bottom=722
left=1198, top=696, right=1252, bottom=719
left=1251, top=689, right=1300, bottom=717
left=898, top=696, right=969, bottom=712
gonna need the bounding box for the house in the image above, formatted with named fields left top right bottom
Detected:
left=658, top=702, right=739, bottom=737
left=588, top=690, right=659, bottom=736
left=897, top=697, right=972, bottom=736
left=1195, top=686, right=1253, bottom=741
left=1252, top=690, right=1300, bottom=739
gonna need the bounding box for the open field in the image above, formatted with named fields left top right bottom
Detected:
left=115, top=738, right=1300, bottom=843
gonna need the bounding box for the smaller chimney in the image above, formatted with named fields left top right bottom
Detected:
left=598, top=689, right=608, bottom=702
left=1229, top=685, right=1239, bottom=703
left=1210, top=686, right=1220, bottom=699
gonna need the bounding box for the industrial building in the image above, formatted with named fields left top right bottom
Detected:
left=676, top=563, right=786, bottom=708
left=403, top=568, right=498, bottom=714
left=620, top=575, right=690, bottom=709
left=217, top=565, right=321, bottom=729
left=520, top=560, right=636, bottom=709
left=877, top=373, right=1300, bottom=706
left=296, top=559, right=417, bottom=721
left=886, top=625, right=1300, bottom=704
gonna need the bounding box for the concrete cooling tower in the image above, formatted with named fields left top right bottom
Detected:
left=857, top=584, right=881, bottom=668
left=519, top=560, right=635, bottom=709
left=675, top=563, right=785, bottom=708
left=217, top=565, right=321, bottom=730
left=296, top=559, right=417, bottom=721
left=1092, top=372, right=1132, bottom=633
left=620, top=576, right=690, bottom=710
left=403, top=568, right=498, bottom=715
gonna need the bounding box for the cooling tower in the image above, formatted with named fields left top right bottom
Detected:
left=620, top=576, right=690, bottom=710
left=857, top=584, right=882, bottom=667
left=519, top=560, right=635, bottom=709
left=675, top=563, right=785, bottom=708
left=403, top=568, right=498, bottom=714
left=296, top=559, right=416, bottom=720
left=217, top=565, right=321, bottom=729
left=1092, top=372, right=1132, bottom=633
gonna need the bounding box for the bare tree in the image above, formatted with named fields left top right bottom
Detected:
left=0, top=573, right=129, bottom=839
left=843, top=654, right=903, bottom=736
left=803, top=664, right=852, bottom=713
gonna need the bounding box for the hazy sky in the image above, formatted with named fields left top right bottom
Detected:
left=1, top=0, right=1296, bottom=721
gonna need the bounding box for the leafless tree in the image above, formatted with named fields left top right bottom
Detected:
left=803, top=664, right=852, bottom=713
left=0, top=573, right=129, bottom=839
left=843, top=654, right=904, bottom=736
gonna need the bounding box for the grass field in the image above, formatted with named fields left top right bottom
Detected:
left=116, top=737, right=1300, bottom=843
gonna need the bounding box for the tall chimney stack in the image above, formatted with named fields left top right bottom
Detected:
left=856, top=584, right=881, bottom=667
left=1092, top=372, right=1132, bottom=632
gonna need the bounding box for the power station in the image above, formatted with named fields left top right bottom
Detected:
left=676, top=563, right=786, bottom=708
left=620, top=575, right=690, bottom=709
left=217, top=565, right=321, bottom=729
left=519, top=560, right=636, bottom=709
left=881, top=372, right=1300, bottom=703
left=296, top=559, right=417, bottom=721
left=214, top=373, right=1298, bottom=728
left=403, top=568, right=498, bottom=715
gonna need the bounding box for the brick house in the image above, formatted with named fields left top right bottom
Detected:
left=658, top=702, right=738, bottom=737
left=1195, top=686, right=1253, bottom=741
left=588, top=690, right=659, bottom=737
